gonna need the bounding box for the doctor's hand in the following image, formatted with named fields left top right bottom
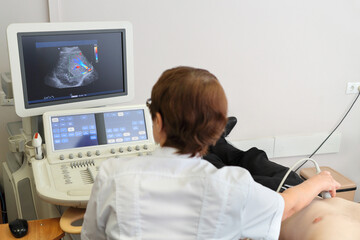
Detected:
left=311, top=171, right=341, bottom=198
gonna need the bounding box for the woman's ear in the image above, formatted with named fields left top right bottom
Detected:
left=155, top=112, right=163, bottom=131
left=153, top=112, right=166, bottom=146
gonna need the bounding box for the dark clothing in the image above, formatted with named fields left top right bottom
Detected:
left=203, top=138, right=304, bottom=191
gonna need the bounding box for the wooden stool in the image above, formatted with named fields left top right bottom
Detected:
left=60, top=207, right=86, bottom=234
left=0, top=217, right=64, bottom=240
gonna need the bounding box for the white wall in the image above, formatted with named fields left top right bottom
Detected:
left=52, top=0, right=360, bottom=201
left=2, top=0, right=360, bottom=201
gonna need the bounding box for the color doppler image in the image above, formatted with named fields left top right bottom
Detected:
left=44, top=46, right=98, bottom=89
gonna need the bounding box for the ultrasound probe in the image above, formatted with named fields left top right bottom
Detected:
left=32, top=132, right=43, bottom=160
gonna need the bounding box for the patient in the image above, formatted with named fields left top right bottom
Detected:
left=204, top=108, right=360, bottom=239
left=280, top=197, right=360, bottom=240
left=204, top=121, right=304, bottom=192
left=81, top=66, right=339, bottom=240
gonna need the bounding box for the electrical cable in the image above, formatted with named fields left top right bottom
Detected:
left=293, top=91, right=360, bottom=172
left=0, top=191, right=6, bottom=223
left=277, top=157, right=332, bottom=198
left=277, top=158, right=320, bottom=193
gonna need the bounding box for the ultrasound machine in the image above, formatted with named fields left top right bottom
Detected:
left=3, top=21, right=156, bottom=222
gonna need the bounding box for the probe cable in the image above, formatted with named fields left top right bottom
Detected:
left=293, top=91, right=360, bottom=173
left=276, top=157, right=332, bottom=198
left=277, top=91, right=360, bottom=193
left=276, top=158, right=320, bottom=193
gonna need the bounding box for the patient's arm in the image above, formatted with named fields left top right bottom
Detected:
left=280, top=197, right=360, bottom=240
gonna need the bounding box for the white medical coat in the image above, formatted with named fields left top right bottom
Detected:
left=81, top=147, right=284, bottom=240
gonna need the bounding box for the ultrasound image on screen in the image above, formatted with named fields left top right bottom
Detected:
left=45, top=46, right=98, bottom=89
left=19, top=30, right=127, bottom=108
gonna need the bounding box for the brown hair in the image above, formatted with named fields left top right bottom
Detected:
left=149, top=66, right=228, bottom=157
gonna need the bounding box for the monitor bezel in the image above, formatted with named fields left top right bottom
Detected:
left=7, top=21, right=134, bottom=117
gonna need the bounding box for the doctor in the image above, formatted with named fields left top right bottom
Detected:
left=81, top=66, right=339, bottom=240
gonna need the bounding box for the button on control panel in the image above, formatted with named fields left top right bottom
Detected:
left=56, top=144, right=156, bottom=162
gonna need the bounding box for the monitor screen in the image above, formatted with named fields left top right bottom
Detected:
left=50, top=109, right=148, bottom=151
left=7, top=22, right=134, bottom=117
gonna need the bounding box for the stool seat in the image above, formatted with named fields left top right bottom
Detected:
left=60, top=207, right=86, bottom=234
left=0, top=217, right=64, bottom=240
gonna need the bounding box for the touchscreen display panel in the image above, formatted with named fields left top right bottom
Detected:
left=50, top=109, right=148, bottom=151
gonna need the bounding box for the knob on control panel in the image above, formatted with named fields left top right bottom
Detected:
left=52, top=143, right=154, bottom=164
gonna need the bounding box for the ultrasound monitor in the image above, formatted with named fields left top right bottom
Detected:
left=7, top=21, right=134, bottom=117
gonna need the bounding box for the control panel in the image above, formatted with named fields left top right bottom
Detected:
left=31, top=104, right=157, bottom=207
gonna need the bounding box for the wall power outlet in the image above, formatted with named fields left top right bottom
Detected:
left=346, top=82, right=360, bottom=94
